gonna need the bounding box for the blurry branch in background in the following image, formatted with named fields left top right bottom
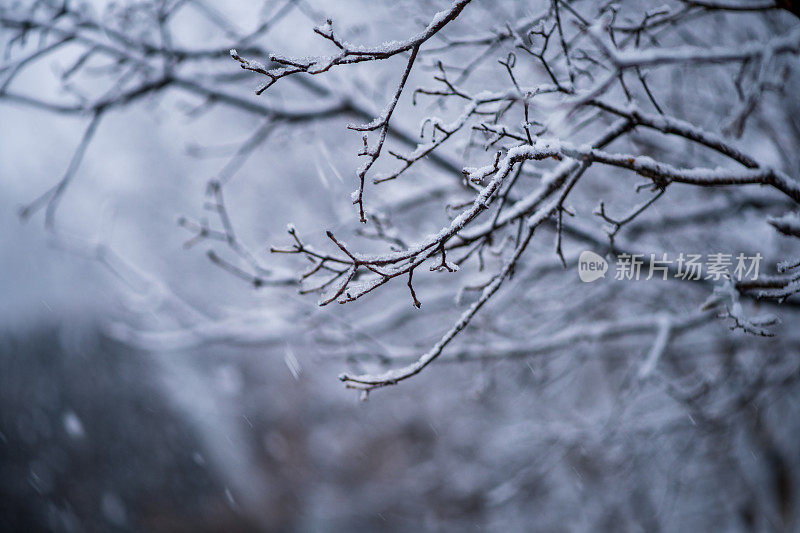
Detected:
left=18, top=109, right=104, bottom=231
left=333, top=309, right=716, bottom=368
left=2, top=0, right=800, bottom=394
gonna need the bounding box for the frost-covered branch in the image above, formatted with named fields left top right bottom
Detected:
left=5, top=0, right=800, bottom=396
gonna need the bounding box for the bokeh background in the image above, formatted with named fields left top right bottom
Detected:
left=2, top=1, right=800, bottom=531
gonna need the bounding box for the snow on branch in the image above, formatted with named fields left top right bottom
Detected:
left=5, top=0, right=800, bottom=395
